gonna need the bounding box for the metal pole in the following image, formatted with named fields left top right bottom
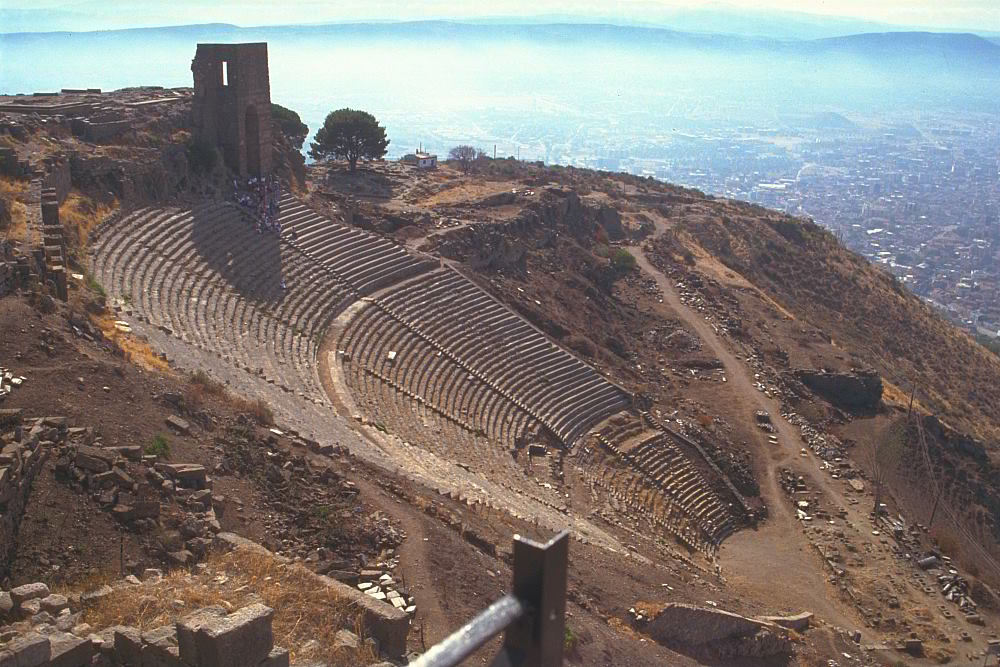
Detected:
left=502, top=531, right=569, bottom=666
left=410, top=594, right=525, bottom=667
left=409, top=530, right=570, bottom=667
left=928, top=487, right=942, bottom=528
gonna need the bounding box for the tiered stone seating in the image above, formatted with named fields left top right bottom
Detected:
left=624, top=434, right=734, bottom=543
left=352, top=266, right=631, bottom=445
left=90, top=195, right=651, bottom=552
left=574, top=441, right=712, bottom=554
left=575, top=422, right=735, bottom=556
left=340, top=300, right=534, bottom=447
left=90, top=201, right=356, bottom=401
left=276, top=194, right=439, bottom=295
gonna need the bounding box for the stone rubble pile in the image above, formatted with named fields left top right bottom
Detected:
left=51, top=420, right=221, bottom=567
left=783, top=412, right=849, bottom=461
left=356, top=564, right=417, bottom=617
left=0, top=368, right=27, bottom=402
left=0, top=577, right=289, bottom=667
left=936, top=569, right=981, bottom=619
left=214, top=422, right=404, bottom=574
left=1, top=410, right=53, bottom=576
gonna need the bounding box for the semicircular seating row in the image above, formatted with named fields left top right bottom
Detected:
left=90, top=202, right=348, bottom=400
left=91, top=193, right=629, bottom=451
left=338, top=265, right=632, bottom=449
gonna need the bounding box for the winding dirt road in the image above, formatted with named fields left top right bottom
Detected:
left=628, top=228, right=861, bottom=628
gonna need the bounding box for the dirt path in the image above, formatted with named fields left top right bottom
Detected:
left=344, top=475, right=452, bottom=647
left=628, top=230, right=863, bottom=629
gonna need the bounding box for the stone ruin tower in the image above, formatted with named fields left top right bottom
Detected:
left=190, top=43, right=273, bottom=177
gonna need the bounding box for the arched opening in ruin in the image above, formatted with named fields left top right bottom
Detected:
left=245, top=105, right=261, bottom=177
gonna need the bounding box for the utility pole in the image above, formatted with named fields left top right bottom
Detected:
left=928, top=487, right=943, bottom=528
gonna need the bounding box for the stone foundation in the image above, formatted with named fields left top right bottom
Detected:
left=0, top=410, right=55, bottom=580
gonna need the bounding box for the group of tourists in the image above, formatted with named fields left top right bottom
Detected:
left=232, top=175, right=282, bottom=235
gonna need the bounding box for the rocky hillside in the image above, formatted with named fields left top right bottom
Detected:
left=661, top=204, right=1000, bottom=444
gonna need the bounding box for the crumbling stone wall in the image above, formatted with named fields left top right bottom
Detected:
left=40, top=157, right=71, bottom=205
left=214, top=532, right=410, bottom=657
left=191, top=43, right=273, bottom=178
left=0, top=584, right=289, bottom=667
left=793, top=368, right=883, bottom=411
left=643, top=602, right=792, bottom=660
left=0, top=410, right=55, bottom=581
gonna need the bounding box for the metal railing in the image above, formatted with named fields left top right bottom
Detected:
left=411, top=530, right=569, bottom=667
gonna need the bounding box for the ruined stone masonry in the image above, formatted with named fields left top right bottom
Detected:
left=0, top=586, right=289, bottom=667
left=191, top=43, right=273, bottom=178
left=0, top=410, right=54, bottom=580
left=40, top=188, right=68, bottom=301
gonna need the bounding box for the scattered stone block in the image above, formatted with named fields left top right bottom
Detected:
left=80, top=585, right=113, bottom=604
left=155, top=463, right=207, bottom=488
left=193, top=603, right=275, bottom=667
left=141, top=625, right=183, bottom=667
left=165, top=415, right=190, bottom=435
left=167, top=550, right=194, bottom=566
left=3, top=632, right=51, bottom=667
left=189, top=489, right=212, bottom=508
left=10, top=582, right=50, bottom=607
left=112, top=626, right=143, bottom=665
left=19, top=598, right=42, bottom=617
left=176, top=606, right=228, bottom=665
left=0, top=409, right=23, bottom=428
left=75, top=446, right=114, bottom=473
left=48, top=631, right=96, bottom=667
left=109, top=467, right=134, bottom=489
left=259, top=646, right=290, bottom=667
left=40, top=594, right=69, bottom=614
left=30, top=610, right=55, bottom=626
left=55, top=611, right=81, bottom=632
left=0, top=591, right=13, bottom=618
left=333, top=629, right=359, bottom=651
left=106, top=446, right=142, bottom=461
left=759, top=611, right=812, bottom=631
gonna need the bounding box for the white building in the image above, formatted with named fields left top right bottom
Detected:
left=415, top=152, right=438, bottom=169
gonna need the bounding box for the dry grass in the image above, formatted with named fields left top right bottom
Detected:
left=186, top=369, right=274, bottom=426
left=91, top=312, right=171, bottom=372
left=60, top=191, right=116, bottom=253
left=881, top=380, right=928, bottom=413
left=76, top=548, right=378, bottom=665
left=229, top=396, right=274, bottom=426
left=1, top=175, right=30, bottom=241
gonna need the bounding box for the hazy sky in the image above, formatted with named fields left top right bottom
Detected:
left=6, top=0, right=1000, bottom=33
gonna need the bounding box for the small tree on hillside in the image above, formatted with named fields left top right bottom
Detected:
left=866, top=417, right=907, bottom=516
left=270, top=103, right=308, bottom=150
left=610, top=248, right=637, bottom=273
left=449, top=145, right=485, bottom=173
left=309, top=108, right=389, bottom=172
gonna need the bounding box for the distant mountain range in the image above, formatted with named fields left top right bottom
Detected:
left=3, top=20, right=1000, bottom=74
left=3, top=4, right=998, bottom=40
